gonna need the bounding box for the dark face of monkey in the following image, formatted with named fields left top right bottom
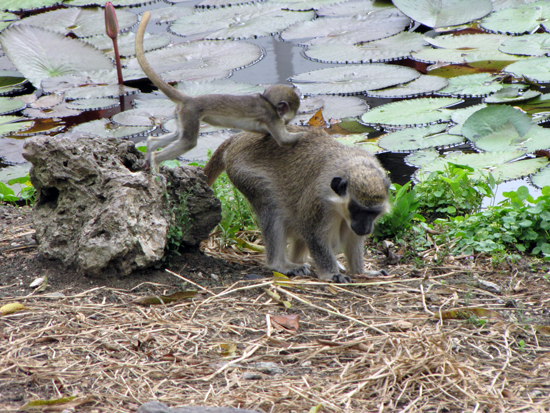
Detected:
left=331, top=176, right=389, bottom=236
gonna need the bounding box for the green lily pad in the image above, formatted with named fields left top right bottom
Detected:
left=500, top=33, right=550, bottom=57
left=530, top=165, right=550, bottom=188
left=378, top=124, right=464, bottom=151
left=1, top=0, right=61, bottom=12
left=18, top=7, right=138, bottom=38
left=480, top=3, right=550, bottom=35
left=23, top=104, right=82, bottom=118
left=290, top=64, right=421, bottom=95
left=282, top=8, right=409, bottom=44
left=132, top=98, right=176, bottom=117
left=414, top=150, right=548, bottom=182
left=516, top=93, right=550, bottom=117
left=111, top=109, right=155, bottom=127
left=462, top=105, right=535, bottom=142
left=83, top=32, right=170, bottom=58
left=305, top=32, right=426, bottom=63
left=413, top=34, right=518, bottom=64
left=484, top=87, right=540, bottom=103
left=404, top=147, right=440, bottom=167
left=63, top=84, right=139, bottom=100
left=294, top=95, right=368, bottom=124
left=66, top=97, right=119, bottom=111
left=367, top=75, right=448, bottom=98
left=448, top=103, right=488, bottom=135
left=436, top=73, right=503, bottom=97
left=175, top=80, right=264, bottom=96
left=0, top=97, right=25, bottom=115
left=71, top=118, right=153, bottom=139
left=474, top=121, right=550, bottom=153
left=269, top=0, right=349, bottom=11
left=504, top=57, right=550, bottom=83
left=360, top=97, right=462, bottom=127
left=63, top=0, right=154, bottom=6
left=393, top=0, right=492, bottom=28
left=126, top=40, right=263, bottom=83
left=318, top=0, right=393, bottom=17
left=0, top=115, right=34, bottom=137
left=148, top=6, right=195, bottom=24
left=0, top=25, right=113, bottom=89
left=170, top=4, right=314, bottom=40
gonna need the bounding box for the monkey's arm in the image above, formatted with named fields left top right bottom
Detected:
left=305, top=235, right=351, bottom=283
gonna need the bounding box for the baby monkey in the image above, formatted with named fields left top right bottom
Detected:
left=204, top=126, right=390, bottom=283
left=135, top=11, right=304, bottom=172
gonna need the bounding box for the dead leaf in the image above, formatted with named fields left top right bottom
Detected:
left=135, top=290, right=199, bottom=305
left=219, top=342, right=237, bottom=358
left=1, top=302, right=28, bottom=316
left=308, top=109, right=326, bottom=127
left=439, top=308, right=502, bottom=320
left=270, top=314, right=300, bottom=333
left=20, top=396, right=93, bottom=412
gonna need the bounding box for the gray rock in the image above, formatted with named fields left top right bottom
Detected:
left=22, top=135, right=221, bottom=277
left=137, top=401, right=261, bottom=413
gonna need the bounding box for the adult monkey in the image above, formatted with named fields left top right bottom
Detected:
left=204, top=126, right=391, bottom=283
left=135, top=11, right=304, bottom=172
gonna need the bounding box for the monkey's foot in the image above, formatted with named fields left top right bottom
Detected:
left=273, top=263, right=312, bottom=277
left=364, top=269, right=388, bottom=277
left=331, top=274, right=352, bottom=284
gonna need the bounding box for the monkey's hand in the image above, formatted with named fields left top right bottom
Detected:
left=331, top=274, right=351, bottom=284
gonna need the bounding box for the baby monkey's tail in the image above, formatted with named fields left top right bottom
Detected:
left=204, top=137, right=234, bottom=187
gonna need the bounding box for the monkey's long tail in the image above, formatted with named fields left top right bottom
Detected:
left=136, top=11, right=188, bottom=103
left=204, top=137, right=234, bottom=187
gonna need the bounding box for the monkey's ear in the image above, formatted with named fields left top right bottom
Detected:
left=277, top=101, right=290, bottom=118
left=331, top=177, right=348, bottom=197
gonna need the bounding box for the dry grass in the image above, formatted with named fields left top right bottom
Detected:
left=1, top=235, right=550, bottom=413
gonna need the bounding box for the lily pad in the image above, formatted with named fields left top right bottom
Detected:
left=17, top=7, right=138, bottom=38
left=83, top=32, right=170, bottom=58
left=414, top=150, right=549, bottom=182
left=0, top=25, right=113, bottom=88
left=474, top=121, right=550, bottom=153
left=293, top=95, right=368, bottom=124
left=28, top=94, right=63, bottom=109
left=1, top=0, right=61, bottom=12
left=290, top=64, right=421, bottom=96
left=404, top=147, right=440, bottom=167
left=175, top=80, right=264, bottom=96
left=393, top=0, right=492, bottom=28
left=0, top=115, right=34, bottom=137
left=378, top=124, right=464, bottom=151
left=413, top=34, right=518, bottom=64
left=170, top=4, right=314, bottom=40
left=500, top=33, right=550, bottom=56
left=448, top=103, right=488, bottom=135
left=480, top=3, right=550, bottom=35
left=23, top=104, right=82, bottom=118
left=360, top=97, right=462, bottom=127
left=63, top=0, right=154, bottom=6
left=126, top=40, right=263, bottom=83
left=305, top=32, right=426, bottom=63
left=504, top=57, right=550, bottom=83
left=111, top=109, right=155, bottom=127
left=0, top=12, right=19, bottom=31
left=318, top=0, right=392, bottom=17
left=282, top=8, right=409, bottom=44
left=71, top=118, right=153, bottom=139
left=530, top=165, right=550, bottom=188
left=0, top=97, right=25, bottom=115
left=148, top=6, right=194, bottom=24
left=66, top=97, right=119, bottom=111
left=367, top=75, right=448, bottom=98
left=483, top=87, right=540, bottom=103
left=132, top=98, right=176, bottom=118
left=63, top=84, right=139, bottom=100
left=462, top=105, right=535, bottom=142
left=437, top=73, right=503, bottom=97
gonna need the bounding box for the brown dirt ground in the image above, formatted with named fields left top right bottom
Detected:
left=1, top=204, right=550, bottom=413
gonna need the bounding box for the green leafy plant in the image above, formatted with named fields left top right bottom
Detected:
left=440, top=186, right=550, bottom=257
left=163, top=191, right=192, bottom=262
left=374, top=182, right=423, bottom=239
left=211, top=171, right=258, bottom=245
left=414, top=163, right=496, bottom=220
left=0, top=174, right=36, bottom=205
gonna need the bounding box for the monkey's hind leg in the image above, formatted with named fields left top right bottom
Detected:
left=254, top=201, right=311, bottom=277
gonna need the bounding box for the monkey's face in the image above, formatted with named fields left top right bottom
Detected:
left=331, top=176, right=389, bottom=236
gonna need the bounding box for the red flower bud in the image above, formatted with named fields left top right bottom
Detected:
left=105, top=2, right=119, bottom=40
